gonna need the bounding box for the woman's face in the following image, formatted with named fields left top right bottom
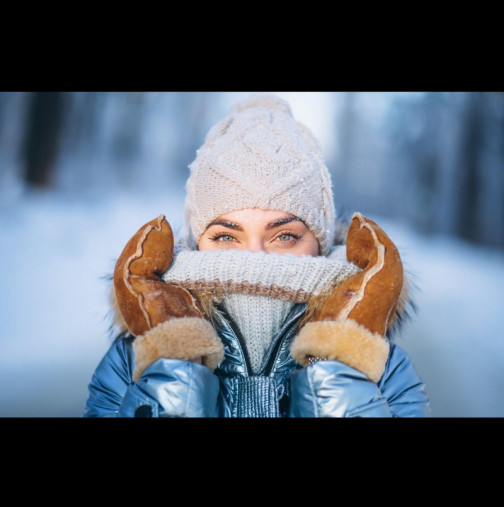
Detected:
left=198, top=208, right=320, bottom=256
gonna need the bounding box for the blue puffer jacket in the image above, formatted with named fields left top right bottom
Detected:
left=83, top=303, right=430, bottom=417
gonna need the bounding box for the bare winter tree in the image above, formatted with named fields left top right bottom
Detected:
left=22, top=92, right=67, bottom=187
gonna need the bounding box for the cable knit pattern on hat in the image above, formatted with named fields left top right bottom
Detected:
left=184, top=93, right=336, bottom=256
left=162, top=246, right=361, bottom=374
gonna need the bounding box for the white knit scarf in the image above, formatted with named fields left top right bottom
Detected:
left=162, top=246, right=361, bottom=374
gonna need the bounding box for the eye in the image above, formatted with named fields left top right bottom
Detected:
left=273, top=231, right=301, bottom=246
left=210, top=234, right=236, bottom=243
left=277, top=234, right=295, bottom=242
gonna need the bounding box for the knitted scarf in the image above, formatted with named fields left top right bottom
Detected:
left=162, top=246, right=361, bottom=374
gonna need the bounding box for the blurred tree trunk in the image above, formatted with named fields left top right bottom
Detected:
left=476, top=92, right=504, bottom=247
left=453, top=92, right=482, bottom=243
left=333, top=92, right=358, bottom=211
left=168, top=92, right=219, bottom=182
left=22, top=92, right=67, bottom=187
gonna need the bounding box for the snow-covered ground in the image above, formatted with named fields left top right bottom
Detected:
left=379, top=219, right=504, bottom=417
left=0, top=189, right=503, bottom=417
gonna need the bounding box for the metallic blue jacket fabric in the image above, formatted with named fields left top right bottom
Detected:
left=83, top=304, right=430, bottom=417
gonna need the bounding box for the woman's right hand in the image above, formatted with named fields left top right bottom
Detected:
left=113, top=214, right=203, bottom=337
left=113, top=215, right=224, bottom=382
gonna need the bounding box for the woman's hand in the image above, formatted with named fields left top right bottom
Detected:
left=113, top=215, right=223, bottom=382
left=113, top=215, right=202, bottom=336
left=291, top=213, right=404, bottom=383
left=316, top=212, right=403, bottom=335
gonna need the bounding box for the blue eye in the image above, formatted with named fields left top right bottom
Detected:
left=277, top=234, right=293, bottom=242
left=210, top=234, right=236, bottom=243
left=275, top=233, right=301, bottom=244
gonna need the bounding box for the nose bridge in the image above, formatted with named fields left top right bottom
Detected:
left=246, top=237, right=266, bottom=253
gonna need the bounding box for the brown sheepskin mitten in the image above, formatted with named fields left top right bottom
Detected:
left=291, top=212, right=404, bottom=383
left=114, top=215, right=224, bottom=382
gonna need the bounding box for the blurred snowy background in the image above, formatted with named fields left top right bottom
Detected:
left=0, top=91, right=503, bottom=417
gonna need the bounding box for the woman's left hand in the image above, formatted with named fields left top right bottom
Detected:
left=317, top=212, right=404, bottom=336
left=291, top=213, right=404, bottom=383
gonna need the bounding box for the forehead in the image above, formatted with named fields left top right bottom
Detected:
left=216, top=208, right=295, bottom=223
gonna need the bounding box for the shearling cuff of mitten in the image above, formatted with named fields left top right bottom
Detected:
left=132, top=317, right=224, bottom=383
left=290, top=320, right=390, bottom=383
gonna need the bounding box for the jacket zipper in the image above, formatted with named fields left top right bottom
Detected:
left=215, top=303, right=305, bottom=378
left=261, top=303, right=306, bottom=376
left=214, top=304, right=254, bottom=377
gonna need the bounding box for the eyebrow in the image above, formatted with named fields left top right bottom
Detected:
left=265, top=217, right=304, bottom=230
left=205, top=216, right=304, bottom=232
left=205, top=220, right=244, bottom=231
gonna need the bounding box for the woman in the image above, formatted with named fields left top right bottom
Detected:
left=84, top=94, right=430, bottom=417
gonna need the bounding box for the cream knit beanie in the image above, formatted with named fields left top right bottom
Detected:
left=184, top=93, right=336, bottom=256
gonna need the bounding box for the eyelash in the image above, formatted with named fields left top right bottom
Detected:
left=275, top=232, right=301, bottom=244
left=209, top=231, right=301, bottom=245
left=209, top=233, right=236, bottom=243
